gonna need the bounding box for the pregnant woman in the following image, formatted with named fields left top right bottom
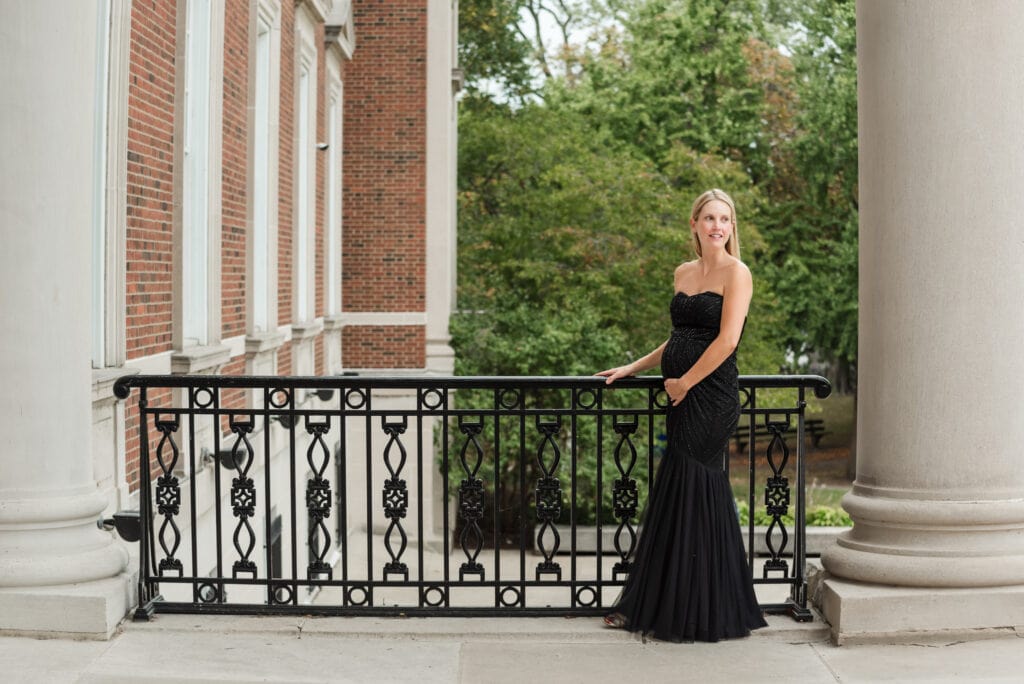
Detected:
left=596, top=188, right=767, bottom=642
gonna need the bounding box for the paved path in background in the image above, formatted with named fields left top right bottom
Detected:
left=2, top=615, right=1023, bottom=683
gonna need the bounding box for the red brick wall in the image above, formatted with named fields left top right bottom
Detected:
left=126, top=0, right=177, bottom=359
left=342, top=1, right=428, bottom=367
left=120, top=3, right=437, bottom=494
left=278, top=342, right=293, bottom=376
left=343, top=326, right=425, bottom=368
left=222, top=0, right=249, bottom=338
left=343, top=0, right=426, bottom=312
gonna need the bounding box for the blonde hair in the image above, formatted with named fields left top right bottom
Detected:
left=690, top=188, right=740, bottom=259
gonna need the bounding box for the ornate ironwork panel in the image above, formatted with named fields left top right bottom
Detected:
left=152, top=418, right=182, bottom=576
left=381, top=416, right=409, bottom=581
left=226, top=418, right=257, bottom=579
left=762, top=420, right=792, bottom=578
left=457, top=416, right=486, bottom=580
left=305, top=417, right=333, bottom=580
left=534, top=416, right=563, bottom=581
left=611, top=414, right=640, bottom=580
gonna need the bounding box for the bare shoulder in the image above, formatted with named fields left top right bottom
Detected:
left=674, top=260, right=698, bottom=279
left=674, top=260, right=697, bottom=290
left=727, top=257, right=751, bottom=280
left=724, top=258, right=753, bottom=291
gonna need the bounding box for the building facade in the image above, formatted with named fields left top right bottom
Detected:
left=1, top=0, right=457, bottom=637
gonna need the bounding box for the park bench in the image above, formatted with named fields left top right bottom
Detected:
left=731, top=418, right=828, bottom=451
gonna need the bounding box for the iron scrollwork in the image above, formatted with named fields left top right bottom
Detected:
left=153, top=417, right=182, bottom=576
left=227, top=417, right=257, bottom=579
left=457, top=416, right=486, bottom=580
left=381, top=416, right=409, bottom=581
left=762, top=419, right=791, bottom=578
left=305, top=416, right=333, bottom=581
left=611, top=414, right=640, bottom=580
left=534, top=415, right=563, bottom=581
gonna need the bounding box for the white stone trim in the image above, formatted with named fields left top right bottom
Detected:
left=293, top=5, right=318, bottom=325
left=93, top=0, right=132, bottom=369
left=172, top=0, right=226, bottom=349
left=291, top=318, right=324, bottom=341
left=324, top=54, right=343, bottom=317
left=170, top=343, right=232, bottom=374
left=424, top=0, right=457, bottom=375
left=323, top=313, right=344, bottom=331
left=243, top=329, right=285, bottom=355
left=247, top=0, right=282, bottom=334
left=324, top=0, right=355, bottom=59
left=297, top=0, right=332, bottom=23
left=125, top=351, right=173, bottom=375
left=338, top=312, right=428, bottom=326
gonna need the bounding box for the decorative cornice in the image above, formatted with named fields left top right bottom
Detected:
left=324, top=0, right=355, bottom=59
left=295, top=0, right=331, bottom=23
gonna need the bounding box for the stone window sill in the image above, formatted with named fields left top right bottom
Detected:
left=170, top=344, right=232, bottom=375
left=245, top=330, right=287, bottom=356
left=291, top=320, right=324, bottom=342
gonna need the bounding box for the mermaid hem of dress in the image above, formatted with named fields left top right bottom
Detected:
left=611, top=452, right=768, bottom=643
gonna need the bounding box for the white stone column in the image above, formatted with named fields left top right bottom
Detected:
left=0, top=3, right=132, bottom=637
left=424, top=0, right=457, bottom=376
left=818, top=0, right=1024, bottom=643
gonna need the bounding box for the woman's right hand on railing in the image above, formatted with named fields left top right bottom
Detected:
left=595, top=365, right=635, bottom=385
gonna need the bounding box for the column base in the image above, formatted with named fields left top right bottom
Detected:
left=425, top=338, right=455, bottom=375
left=811, top=567, right=1024, bottom=645
left=0, top=568, right=137, bottom=640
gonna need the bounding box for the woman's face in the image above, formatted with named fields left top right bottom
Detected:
left=691, top=199, right=734, bottom=252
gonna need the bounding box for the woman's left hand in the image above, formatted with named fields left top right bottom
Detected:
left=664, top=377, right=690, bottom=406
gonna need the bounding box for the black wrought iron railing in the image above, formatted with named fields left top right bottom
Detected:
left=114, top=373, right=831, bottom=620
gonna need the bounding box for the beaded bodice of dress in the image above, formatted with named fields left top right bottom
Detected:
left=662, top=290, right=737, bottom=380
left=670, top=290, right=724, bottom=340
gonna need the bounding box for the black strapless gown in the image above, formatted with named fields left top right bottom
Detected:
left=612, top=290, right=767, bottom=642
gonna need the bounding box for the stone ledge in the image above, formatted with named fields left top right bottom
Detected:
left=291, top=319, right=324, bottom=342
left=323, top=314, right=344, bottom=332
left=0, top=569, right=137, bottom=640
left=170, top=344, right=231, bottom=375
left=245, top=330, right=287, bottom=355
left=813, top=570, right=1024, bottom=645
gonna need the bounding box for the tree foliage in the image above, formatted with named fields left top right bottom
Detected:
left=761, top=0, right=858, bottom=389
left=455, top=0, right=859, bottom=384
left=451, top=0, right=860, bottom=528
left=454, top=98, right=785, bottom=378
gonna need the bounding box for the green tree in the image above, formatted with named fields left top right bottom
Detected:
left=761, top=0, right=858, bottom=391
left=551, top=0, right=771, bottom=178
left=455, top=101, right=785, bottom=378
left=459, top=0, right=534, bottom=100
left=453, top=101, right=787, bottom=531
